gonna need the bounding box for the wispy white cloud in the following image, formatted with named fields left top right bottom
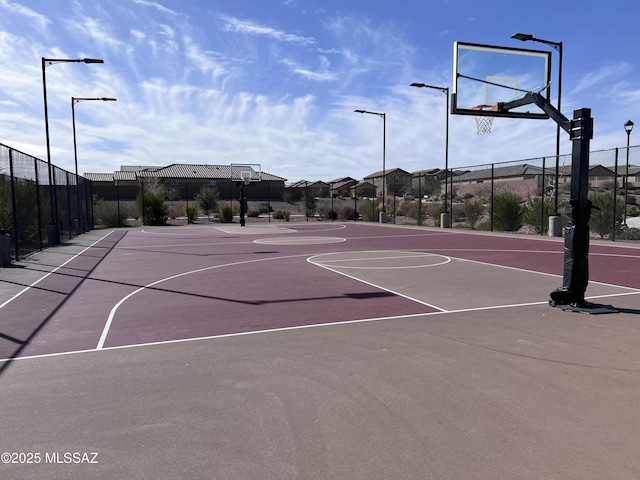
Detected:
left=281, top=57, right=337, bottom=81
left=184, top=37, right=227, bottom=79
left=64, top=16, right=123, bottom=50
left=0, top=0, right=50, bottom=30
left=572, top=61, right=633, bottom=94
left=220, top=15, right=316, bottom=45
left=130, top=29, right=145, bottom=42
left=132, top=0, right=179, bottom=17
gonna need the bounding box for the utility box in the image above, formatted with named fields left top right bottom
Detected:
left=549, top=215, right=562, bottom=237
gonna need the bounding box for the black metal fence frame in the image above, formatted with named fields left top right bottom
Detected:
left=445, top=145, right=639, bottom=237
left=0, top=142, right=93, bottom=260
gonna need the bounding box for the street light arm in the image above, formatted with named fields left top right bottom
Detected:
left=511, top=33, right=561, bottom=52
left=43, top=57, right=104, bottom=68
left=410, top=83, right=448, bottom=95
left=73, top=97, right=117, bottom=104
left=355, top=109, right=384, bottom=118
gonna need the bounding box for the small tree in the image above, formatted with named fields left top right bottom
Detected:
left=196, top=186, right=219, bottom=221
left=493, top=192, right=524, bottom=231
left=184, top=205, right=198, bottom=224
left=589, top=191, right=624, bottom=238
left=359, top=199, right=377, bottom=222
left=136, top=191, right=168, bottom=225
left=303, top=191, right=317, bottom=218
left=464, top=199, right=485, bottom=229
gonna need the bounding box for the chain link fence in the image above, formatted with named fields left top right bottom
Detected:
left=439, top=145, right=639, bottom=239
left=0, top=142, right=93, bottom=261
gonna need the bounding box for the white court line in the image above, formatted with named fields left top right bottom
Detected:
left=96, top=253, right=312, bottom=349
left=5, top=289, right=640, bottom=365
left=0, top=231, right=115, bottom=310
left=453, top=255, right=640, bottom=293
left=308, top=252, right=449, bottom=312
left=100, top=247, right=639, bottom=350
left=310, top=251, right=451, bottom=269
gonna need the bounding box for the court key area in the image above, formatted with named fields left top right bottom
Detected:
left=1, top=222, right=640, bottom=479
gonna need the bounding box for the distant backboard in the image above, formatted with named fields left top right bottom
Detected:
left=452, top=41, right=552, bottom=119
left=230, top=163, right=261, bottom=184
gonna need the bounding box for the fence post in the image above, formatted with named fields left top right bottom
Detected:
left=490, top=164, right=494, bottom=231
left=541, top=157, right=546, bottom=235
left=8, top=149, right=19, bottom=261
left=612, top=148, right=619, bottom=241
left=34, top=157, right=43, bottom=250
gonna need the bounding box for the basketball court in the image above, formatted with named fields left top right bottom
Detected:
left=1, top=222, right=640, bottom=479
left=1, top=37, right=637, bottom=480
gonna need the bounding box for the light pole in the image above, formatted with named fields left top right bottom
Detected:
left=42, top=57, right=104, bottom=245
left=410, top=82, right=450, bottom=227
left=354, top=109, right=386, bottom=221
left=71, top=96, right=117, bottom=232
left=512, top=33, right=563, bottom=219
left=624, top=120, right=634, bottom=225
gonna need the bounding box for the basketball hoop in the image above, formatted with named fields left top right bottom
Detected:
left=240, top=171, right=252, bottom=186
left=471, top=104, right=498, bottom=135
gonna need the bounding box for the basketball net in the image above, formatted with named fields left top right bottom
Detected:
left=472, top=104, right=498, bottom=136
left=240, top=171, right=252, bottom=186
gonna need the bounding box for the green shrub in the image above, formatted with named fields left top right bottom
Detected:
left=273, top=210, right=290, bottom=221
left=95, top=200, right=130, bottom=227
left=219, top=203, right=233, bottom=223
left=325, top=210, right=338, bottom=220
left=427, top=204, right=445, bottom=227
left=523, top=196, right=555, bottom=234
left=492, top=192, right=524, bottom=231
left=619, top=227, right=640, bottom=241
left=589, top=192, right=624, bottom=238
left=339, top=206, right=357, bottom=220
left=359, top=200, right=378, bottom=222
left=184, top=205, right=198, bottom=224
left=258, top=203, right=273, bottom=214
left=464, top=199, right=485, bottom=229
left=136, top=191, right=168, bottom=225
left=247, top=210, right=260, bottom=217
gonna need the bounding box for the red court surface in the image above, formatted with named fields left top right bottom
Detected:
left=1, top=223, right=640, bottom=479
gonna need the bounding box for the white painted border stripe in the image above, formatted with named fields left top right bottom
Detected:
left=5, top=289, right=640, bottom=365
left=0, top=231, right=115, bottom=310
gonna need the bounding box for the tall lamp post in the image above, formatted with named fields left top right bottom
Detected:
left=354, top=109, right=386, bottom=222
left=512, top=33, right=563, bottom=221
left=71, top=96, right=117, bottom=232
left=42, top=57, right=104, bottom=245
left=410, top=82, right=450, bottom=227
left=624, top=120, right=634, bottom=225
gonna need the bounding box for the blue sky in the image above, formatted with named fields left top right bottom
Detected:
left=0, top=0, right=638, bottom=182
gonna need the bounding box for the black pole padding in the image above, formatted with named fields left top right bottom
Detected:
left=549, top=199, right=594, bottom=306
left=549, top=108, right=593, bottom=308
